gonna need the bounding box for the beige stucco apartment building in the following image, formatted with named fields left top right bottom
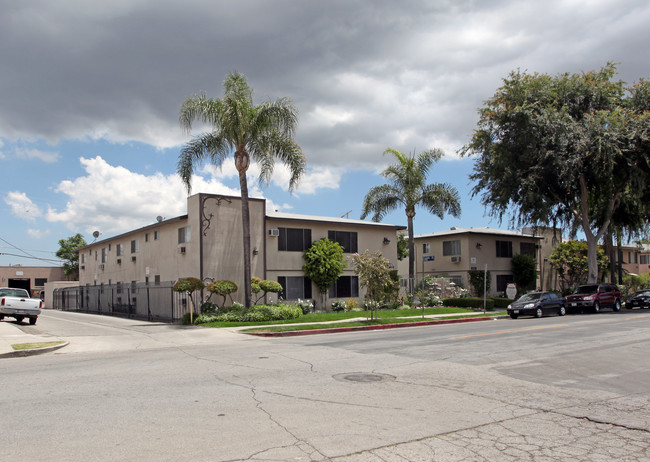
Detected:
left=77, top=193, right=405, bottom=309
left=405, top=227, right=545, bottom=297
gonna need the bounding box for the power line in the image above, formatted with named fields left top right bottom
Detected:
left=0, top=253, right=62, bottom=264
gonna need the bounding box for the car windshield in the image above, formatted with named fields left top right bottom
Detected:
left=0, top=289, right=29, bottom=297
left=573, top=285, right=598, bottom=294
left=634, top=290, right=650, bottom=297
left=518, top=293, right=541, bottom=302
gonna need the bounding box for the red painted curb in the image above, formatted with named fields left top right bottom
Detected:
left=245, top=316, right=501, bottom=337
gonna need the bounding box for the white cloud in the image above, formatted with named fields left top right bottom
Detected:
left=5, top=191, right=43, bottom=222
left=27, top=228, right=51, bottom=239
left=46, top=156, right=241, bottom=235
left=15, top=148, right=60, bottom=163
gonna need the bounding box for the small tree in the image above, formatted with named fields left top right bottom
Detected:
left=173, top=277, right=205, bottom=323
left=350, top=250, right=393, bottom=320
left=207, top=280, right=238, bottom=308
left=56, top=233, right=87, bottom=280
left=549, top=241, right=609, bottom=291
left=251, top=277, right=283, bottom=304
left=303, top=239, right=346, bottom=309
left=468, top=269, right=491, bottom=297
left=511, top=254, right=537, bottom=294
left=396, top=233, right=409, bottom=261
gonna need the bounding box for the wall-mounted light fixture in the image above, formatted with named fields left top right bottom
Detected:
left=383, top=237, right=391, bottom=245
left=253, top=247, right=259, bottom=256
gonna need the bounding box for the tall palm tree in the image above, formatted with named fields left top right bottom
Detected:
left=178, top=72, right=306, bottom=308
left=361, top=148, right=461, bottom=285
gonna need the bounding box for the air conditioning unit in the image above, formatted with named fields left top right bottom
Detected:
left=268, top=229, right=280, bottom=237
left=98, top=264, right=105, bottom=270
left=131, top=256, right=137, bottom=262
left=179, top=246, right=186, bottom=254
left=80, top=265, right=85, bottom=271
left=117, top=258, right=122, bottom=264
left=451, top=256, right=461, bottom=263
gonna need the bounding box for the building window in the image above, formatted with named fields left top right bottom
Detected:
left=278, top=276, right=312, bottom=300
left=154, top=230, right=160, bottom=240
left=154, top=275, right=161, bottom=286
left=634, top=252, right=639, bottom=264
left=329, top=276, right=359, bottom=298
left=116, top=282, right=122, bottom=294
left=116, top=243, right=124, bottom=256
left=101, top=248, right=107, bottom=263
left=448, top=275, right=462, bottom=286
left=178, top=226, right=191, bottom=244
left=496, top=240, right=513, bottom=258
left=520, top=242, right=536, bottom=258
left=422, top=243, right=431, bottom=254
left=443, top=240, right=461, bottom=256
left=34, top=278, right=47, bottom=287
left=145, top=233, right=150, bottom=242
left=328, top=230, right=358, bottom=253
left=496, top=274, right=515, bottom=293
left=278, top=228, right=312, bottom=252
left=131, top=239, right=139, bottom=253
left=641, top=255, right=650, bottom=265
left=81, top=254, right=86, bottom=264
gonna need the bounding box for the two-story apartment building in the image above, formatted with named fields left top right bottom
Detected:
left=406, top=227, right=544, bottom=297
left=76, top=193, right=405, bottom=310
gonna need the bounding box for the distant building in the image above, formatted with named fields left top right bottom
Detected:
left=404, top=227, right=548, bottom=297
left=0, top=266, right=66, bottom=298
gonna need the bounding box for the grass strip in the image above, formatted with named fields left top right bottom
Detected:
left=12, top=341, right=65, bottom=351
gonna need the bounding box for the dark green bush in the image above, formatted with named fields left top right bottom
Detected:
left=200, top=301, right=218, bottom=315
left=180, top=313, right=194, bottom=325
left=492, top=297, right=513, bottom=308
left=442, top=297, right=495, bottom=310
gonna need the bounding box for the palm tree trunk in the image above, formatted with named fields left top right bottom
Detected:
left=407, top=212, right=415, bottom=284
left=236, top=150, right=252, bottom=308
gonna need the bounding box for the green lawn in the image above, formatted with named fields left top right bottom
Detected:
left=199, top=306, right=498, bottom=329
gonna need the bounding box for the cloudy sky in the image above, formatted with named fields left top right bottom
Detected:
left=2, top=0, right=649, bottom=267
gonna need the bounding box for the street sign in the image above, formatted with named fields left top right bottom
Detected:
left=423, top=256, right=435, bottom=261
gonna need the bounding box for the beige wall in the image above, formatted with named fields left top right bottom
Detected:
left=0, top=266, right=66, bottom=297
left=412, top=231, right=542, bottom=297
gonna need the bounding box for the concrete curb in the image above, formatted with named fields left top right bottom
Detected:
left=0, top=341, right=69, bottom=359
left=245, top=315, right=507, bottom=337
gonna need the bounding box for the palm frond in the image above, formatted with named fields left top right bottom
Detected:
left=421, top=183, right=462, bottom=219
left=360, top=185, right=402, bottom=222
left=179, top=93, right=222, bottom=134
left=177, top=132, right=230, bottom=193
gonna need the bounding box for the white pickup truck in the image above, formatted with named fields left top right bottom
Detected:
left=0, top=288, right=43, bottom=325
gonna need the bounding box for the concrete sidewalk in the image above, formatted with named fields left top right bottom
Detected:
left=0, top=320, right=68, bottom=358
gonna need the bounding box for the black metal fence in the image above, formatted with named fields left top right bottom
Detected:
left=52, top=281, right=190, bottom=322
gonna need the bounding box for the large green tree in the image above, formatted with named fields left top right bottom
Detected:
left=361, top=148, right=461, bottom=284
left=56, top=233, right=86, bottom=280
left=462, top=64, right=650, bottom=284
left=549, top=241, right=609, bottom=291
left=178, top=72, right=306, bottom=308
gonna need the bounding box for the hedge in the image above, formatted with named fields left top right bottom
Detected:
left=193, top=303, right=302, bottom=324
left=442, top=297, right=495, bottom=310
left=492, top=297, right=513, bottom=308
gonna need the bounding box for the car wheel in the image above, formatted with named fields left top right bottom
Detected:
left=559, top=306, right=566, bottom=316
left=593, top=301, right=600, bottom=313
left=0, top=315, right=4, bottom=321
left=535, top=308, right=543, bottom=318
left=15, top=316, right=24, bottom=324
left=614, top=299, right=621, bottom=311
left=509, top=313, right=518, bottom=319
left=29, top=317, right=37, bottom=325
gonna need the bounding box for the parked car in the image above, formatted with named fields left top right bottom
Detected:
left=0, top=287, right=43, bottom=325
left=507, top=292, right=566, bottom=319
left=564, top=283, right=622, bottom=313
left=625, top=289, right=650, bottom=309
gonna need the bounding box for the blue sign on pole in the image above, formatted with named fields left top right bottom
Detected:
left=423, top=256, right=435, bottom=261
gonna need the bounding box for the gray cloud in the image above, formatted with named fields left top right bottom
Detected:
left=1, top=0, right=649, bottom=167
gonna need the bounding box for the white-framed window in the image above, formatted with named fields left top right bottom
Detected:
left=145, top=233, right=150, bottom=243
left=101, top=248, right=107, bottom=263
left=422, top=243, right=431, bottom=254
left=178, top=226, right=191, bottom=244
left=116, top=243, right=124, bottom=256
left=131, top=239, right=139, bottom=253
left=154, top=230, right=160, bottom=240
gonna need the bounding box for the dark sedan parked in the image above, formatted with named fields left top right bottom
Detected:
left=507, top=292, right=566, bottom=319
left=626, top=290, right=650, bottom=309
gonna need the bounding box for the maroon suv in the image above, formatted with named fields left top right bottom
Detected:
left=565, top=284, right=622, bottom=313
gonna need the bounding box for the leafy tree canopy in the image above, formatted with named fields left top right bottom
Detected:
left=350, top=250, right=393, bottom=319
left=549, top=241, right=609, bottom=290
left=302, top=239, right=346, bottom=295
left=511, top=254, right=537, bottom=292
left=462, top=63, right=650, bottom=283
left=396, top=232, right=409, bottom=261
left=56, top=233, right=87, bottom=278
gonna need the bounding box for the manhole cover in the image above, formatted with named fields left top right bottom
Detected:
left=333, top=372, right=395, bottom=383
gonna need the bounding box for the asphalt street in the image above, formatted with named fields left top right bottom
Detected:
left=1, top=309, right=649, bottom=461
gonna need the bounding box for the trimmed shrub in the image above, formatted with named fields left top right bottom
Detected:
left=331, top=300, right=346, bottom=312
left=193, top=303, right=302, bottom=324
left=442, top=297, right=495, bottom=310
left=200, top=301, right=218, bottom=315
left=492, top=297, right=512, bottom=309
left=180, top=313, right=194, bottom=325
left=296, top=298, right=313, bottom=314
